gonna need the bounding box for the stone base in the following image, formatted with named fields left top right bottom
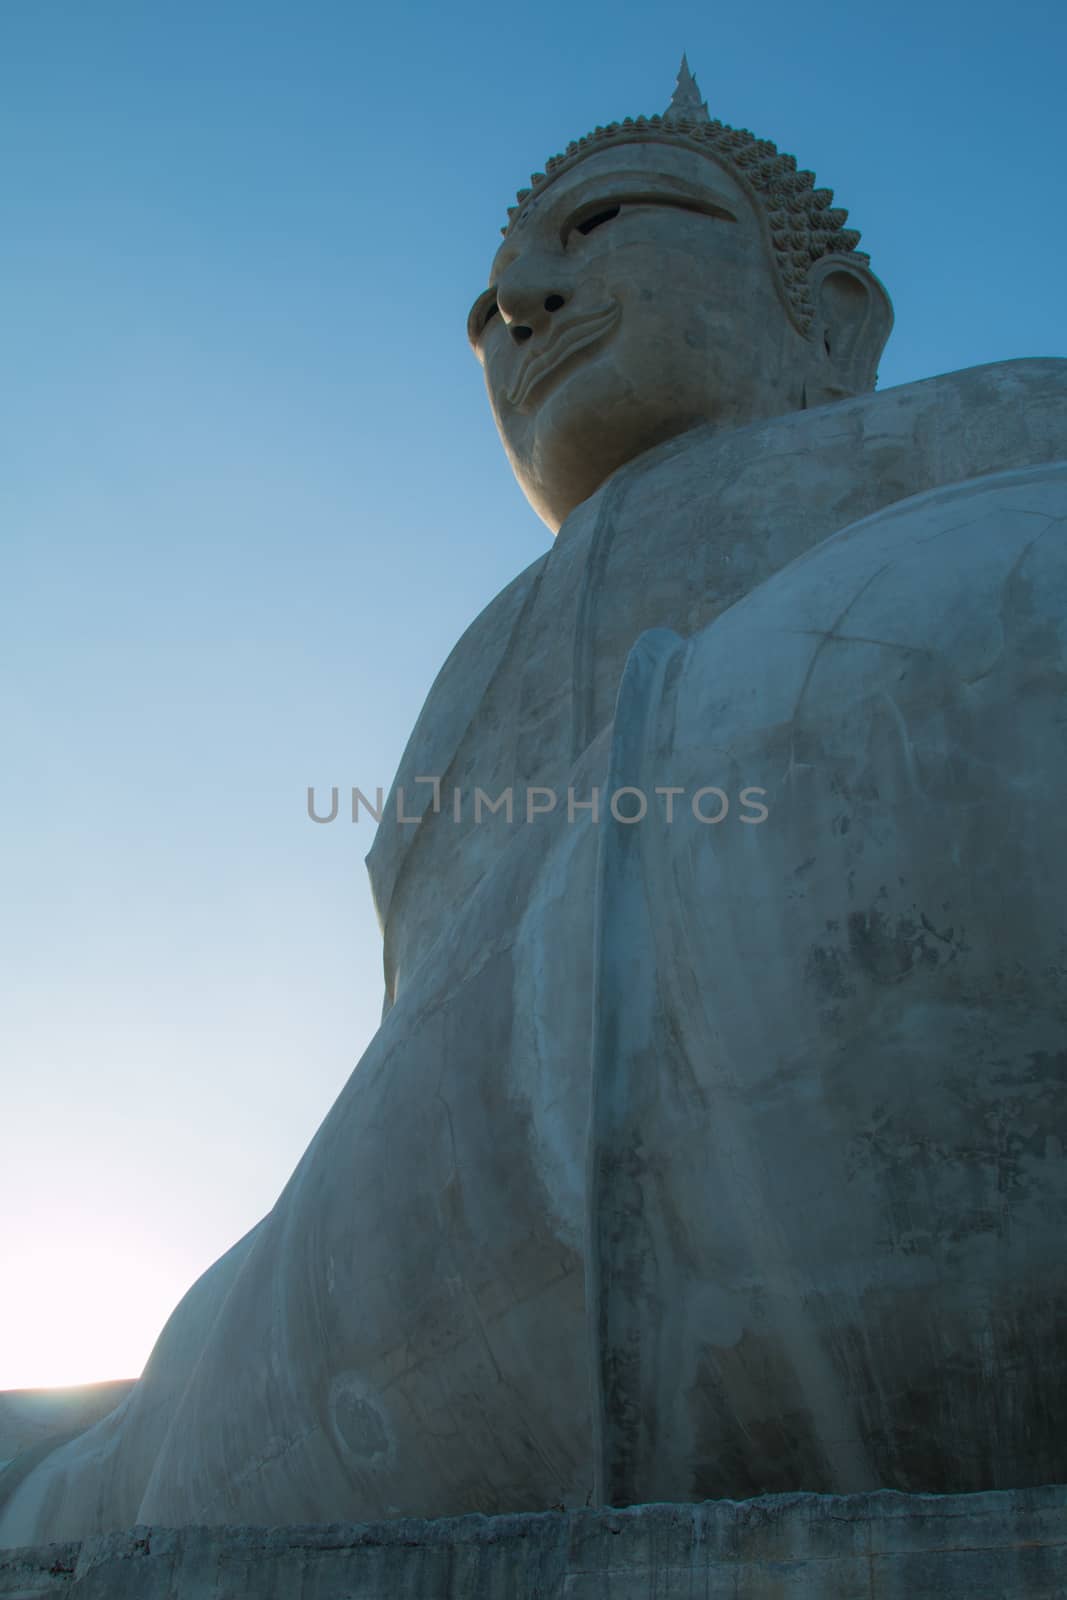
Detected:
left=2, top=1486, right=1066, bottom=1598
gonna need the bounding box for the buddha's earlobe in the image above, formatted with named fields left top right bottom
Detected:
left=808, top=254, right=894, bottom=398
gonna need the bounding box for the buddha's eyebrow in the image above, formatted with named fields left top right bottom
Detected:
left=490, top=249, right=518, bottom=279
left=547, top=169, right=740, bottom=231
left=481, top=171, right=739, bottom=300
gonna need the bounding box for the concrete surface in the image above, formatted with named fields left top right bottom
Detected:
left=2, top=1487, right=1066, bottom=1597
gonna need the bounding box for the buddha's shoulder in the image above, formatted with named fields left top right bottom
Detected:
left=900, top=354, right=1067, bottom=394
left=402, top=551, right=547, bottom=750
left=799, top=356, right=1067, bottom=445
left=825, top=357, right=1067, bottom=500
left=635, top=358, right=1067, bottom=501
left=365, top=551, right=547, bottom=909
left=860, top=356, right=1067, bottom=441
left=377, top=553, right=547, bottom=803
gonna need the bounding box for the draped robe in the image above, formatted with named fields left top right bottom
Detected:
left=3, top=358, right=1067, bottom=1544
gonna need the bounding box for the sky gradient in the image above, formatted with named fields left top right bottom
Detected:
left=2, top=0, right=1065, bottom=1388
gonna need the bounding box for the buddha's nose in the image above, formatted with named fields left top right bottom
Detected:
left=496, top=255, right=571, bottom=344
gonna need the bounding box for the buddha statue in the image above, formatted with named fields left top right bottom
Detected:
left=3, top=59, right=1067, bottom=1546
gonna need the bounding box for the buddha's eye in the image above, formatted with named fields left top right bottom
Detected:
left=564, top=203, right=622, bottom=245
left=576, top=205, right=621, bottom=236
left=563, top=193, right=737, bottom=248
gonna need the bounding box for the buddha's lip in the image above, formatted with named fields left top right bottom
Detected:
left=507, top=302, right=621, bottom=411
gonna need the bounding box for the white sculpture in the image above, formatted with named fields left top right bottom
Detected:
left=3, top=60, right=1066, bottom=1544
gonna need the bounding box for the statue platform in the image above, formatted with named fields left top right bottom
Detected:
left=2, top=1485, right=1065, bottom=1597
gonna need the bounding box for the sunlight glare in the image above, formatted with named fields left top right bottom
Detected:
left=1, top=1232, right=190, bottom=1391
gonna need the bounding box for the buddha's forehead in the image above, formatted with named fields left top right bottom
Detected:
left=488, top=141, right=752, bottom=281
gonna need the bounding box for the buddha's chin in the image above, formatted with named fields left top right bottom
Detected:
left=517, top=382, right=719, bottom=531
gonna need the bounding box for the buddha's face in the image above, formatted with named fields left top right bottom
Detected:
left=468, top=143, right=817, bottom=532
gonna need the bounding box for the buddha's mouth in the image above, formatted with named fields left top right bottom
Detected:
left=507, top=302, right=621, bottom=412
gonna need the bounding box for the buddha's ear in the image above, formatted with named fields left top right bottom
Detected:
left=808, top=254, right=894, bottom=397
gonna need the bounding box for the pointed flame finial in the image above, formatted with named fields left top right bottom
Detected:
left=665, top=52, right=710, bottom=123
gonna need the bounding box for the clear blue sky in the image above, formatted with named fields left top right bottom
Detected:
left=2, top=0, right=1064, bottom=1387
